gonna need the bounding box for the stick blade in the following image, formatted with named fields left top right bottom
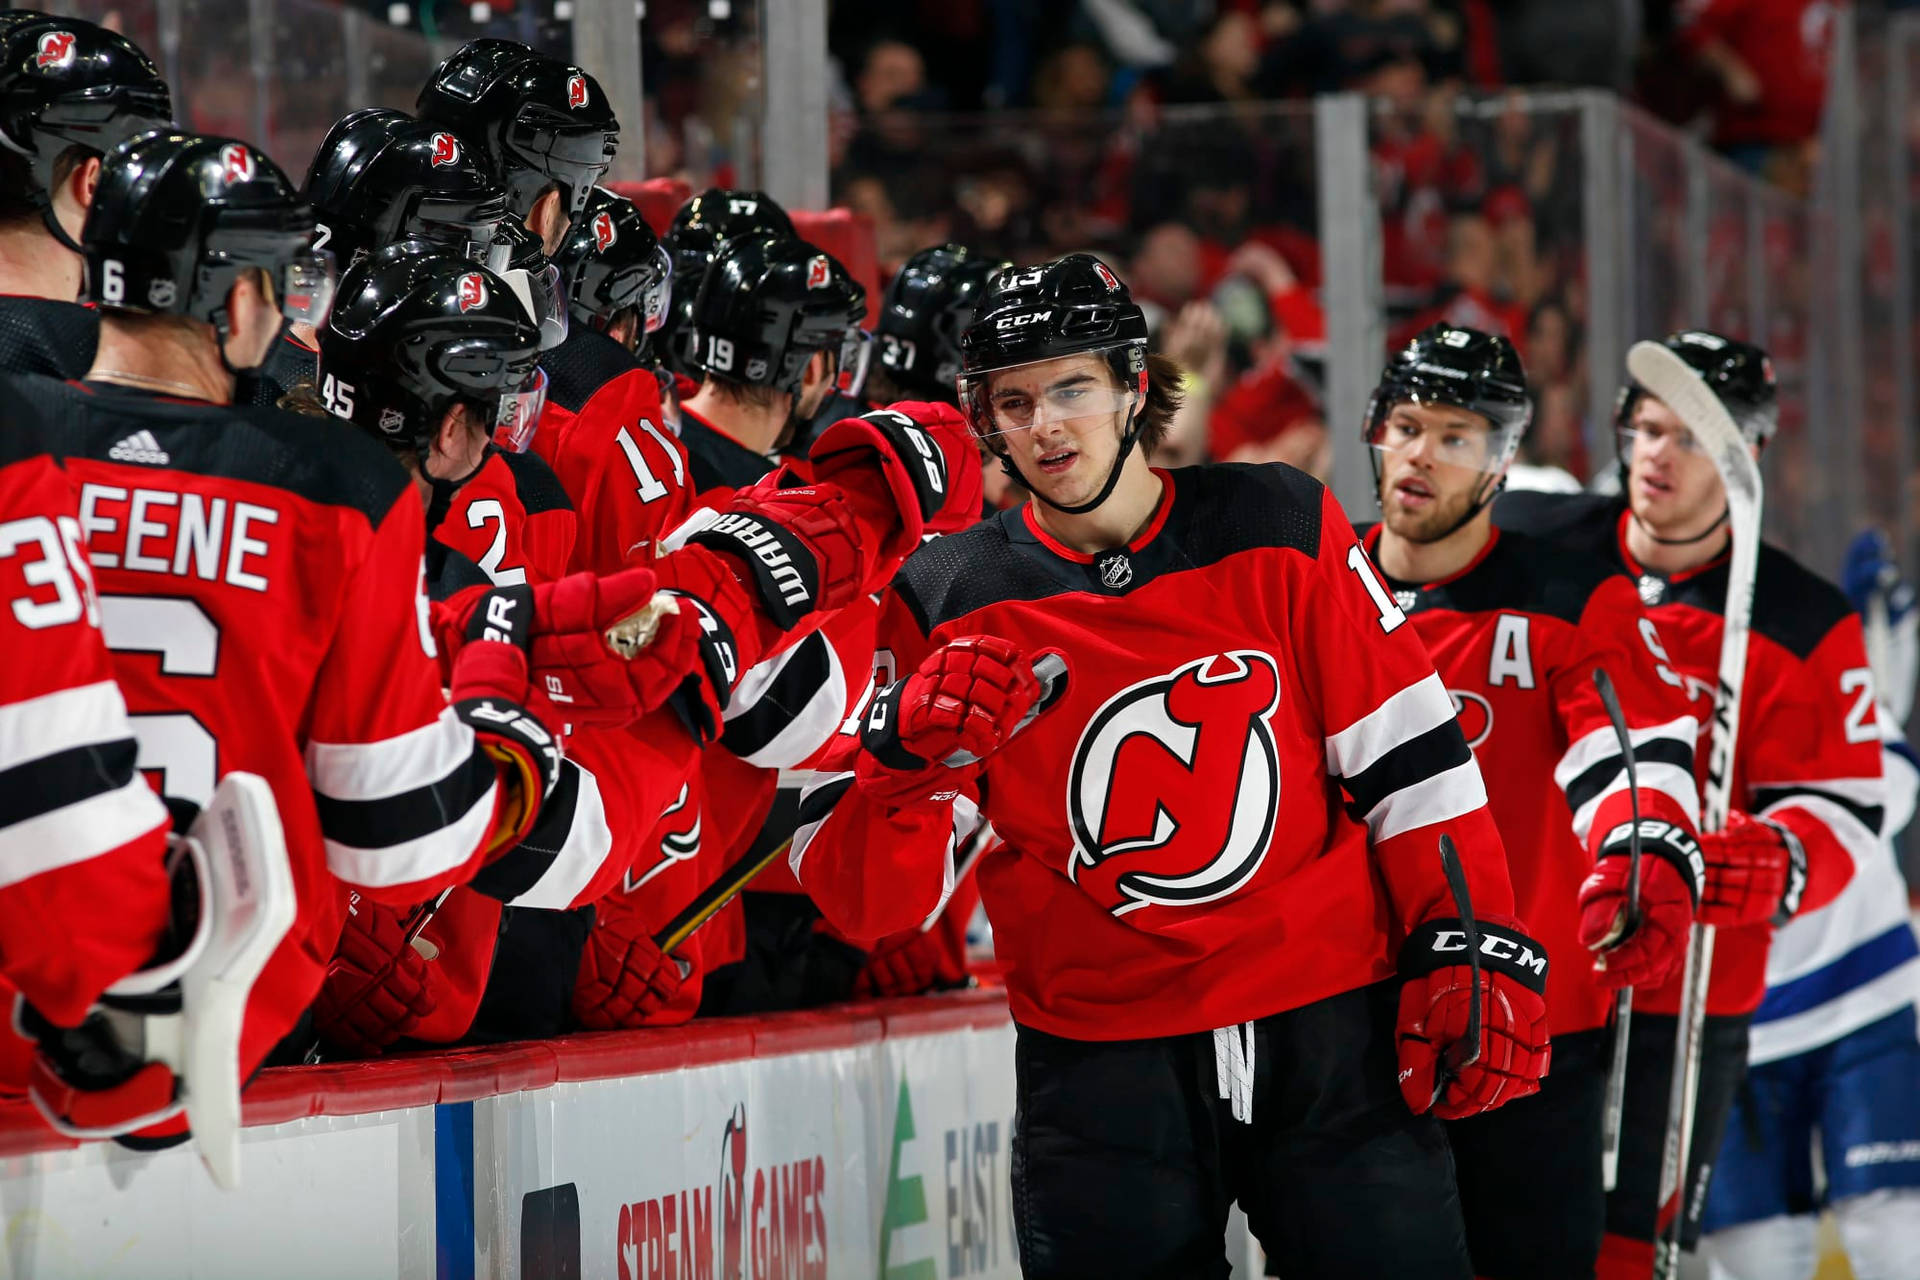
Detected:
left=1625, top=341, right=1762, bottom=510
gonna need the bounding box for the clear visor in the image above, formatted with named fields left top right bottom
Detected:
left=504, top=260, right=569, bottom=350
left=279, top=248, right=336, bottom=328
left=836, top=327, right=872, bottom=400
left=1365, top=395, right=1514, bottom=475
left=495, top=366, right=549, bottom=453
left=639, top=243, right=672, bottom=333
left=1616, top=422, right=1704, bottom=460
left=957, top=353, right=1139, bottom=445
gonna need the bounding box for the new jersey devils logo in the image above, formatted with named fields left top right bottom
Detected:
left=1093, top=261, right=1121, bottom=292
left=566, top=72, right=588, bottom=109
left=805, top=255, right=831, bottom=290
left=591, top=210, right=616, bottom=253
left=1449, top=689, right=1493, bottom=748
left=35, top=31, right=76, bottom=68
left=218, top=143, right=254, bottom=185
left=457, top=271, right=487, bottom=312
left=1068, top=651, right=1282, bottom=916
left=428, top=131, right=459, bottom=167
left=622, top=782, right=701, bottom=892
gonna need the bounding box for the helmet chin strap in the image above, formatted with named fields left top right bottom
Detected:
left=425, top=445, right=493, bottom=531
left=36, top=194, right=83, bottom=255
left=1632, top=504, right=1729, bottom=546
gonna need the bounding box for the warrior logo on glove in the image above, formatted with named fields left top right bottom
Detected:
left=1068, top=651, right=1282, bottom=916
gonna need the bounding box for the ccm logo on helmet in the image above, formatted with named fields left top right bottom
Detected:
left=219, top=144, right=255, bottom=185
left=1068, top=651, right=1283, bottom=917
left=34, top=30, right=76, bottom=68
left=566, top=73, right=588, bottom=109
left=592, top=211, right=617, bottom=253
left=429, top=132, right=460, bottom=167
left=805, top=255, right=832, bottom=290
left=457, top=272, right=487, bottom=312
left=996, top=310, right=1052, bottom=331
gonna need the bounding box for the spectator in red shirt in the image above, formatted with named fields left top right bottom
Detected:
left=1678, top=0, right=1836, bottom=193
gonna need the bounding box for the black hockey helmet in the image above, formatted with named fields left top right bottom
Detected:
left=875, top=243, right=1010, bottom=402
left=82, top=132, right=334, bottom=350
left=0, top=15, right=173, bottom=248
left=490, top=217, right=569, bottom=351
left=304, top=108, right=510, bottom=272
left=416, top=39, right=617, bottom=223
left=1615, top=329, right=1778, bottom=448
left=317, top=244, right=544, bottom=456
left=1364, top=322, right=1530, bottom=531
left=552, top=185, right=671, bottom=346
left=957, top=253, right=1149, bottom=515
left=685, top=231, right=867, bottom=396
left=659, top=188, right=794, bottom=374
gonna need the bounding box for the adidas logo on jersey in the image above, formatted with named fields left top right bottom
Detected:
left=107, top=430, right=170, bottom=466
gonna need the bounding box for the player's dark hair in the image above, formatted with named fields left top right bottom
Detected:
left=0, top=143, right=83, bottom=225
left=1138, top=352, right=1186, bottom=456
left=862, top=364, right=912, bottom=408
left=698, top=369, right=786, bottom=413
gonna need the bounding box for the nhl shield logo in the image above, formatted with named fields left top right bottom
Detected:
left=1068, top=651, right=1283, bottom=916
left=592, top=210, right=617, bottom=253
left=805, top=255, right=832, bottom=290
left=218, top=144, right=255, bottom=185
left=35, top=30, right=76, bottom=68
left=1637, top=573, right=1666, bottom=607
left=1095, top=551, right=1133, bottom=591
left=429, top=131, right=460, bottom=167
left=566, top=72, right=589, bottom=109
left=456, top=272, right=487, bottom=312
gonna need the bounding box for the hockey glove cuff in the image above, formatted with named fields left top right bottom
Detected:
left=853, top=636, right=1042, bottom=809
left=682, top=476, right=874, bottom=630
left=571, top=921, right=690, bottom=1030
left=311, top=893, right=438, bottom=1057
left=449, top=640, right=563, bottom=855
left=1396, top=912, right=1551, bottom=1121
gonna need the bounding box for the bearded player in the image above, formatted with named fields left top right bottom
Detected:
left=1361, top=324, right=1705, bottom=1278
left=1497, top=331, right=1880, bottom=1278
left=791, top=254, right=1550, bottom=1278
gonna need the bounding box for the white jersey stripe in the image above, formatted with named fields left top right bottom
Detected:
left=324, top=778, right=495, bottom=889
left=1323, top=673, right=1457, bottom=778
left=1366, top=758, right=1488, bottom=843
left=1757, top=791, right=1881, bottom=881
left=306, top=707, right=475, bottom=803
left=726, top=642, right=849, bottom=770
left=0, top=680, right=138, bottom=772
left=1566, top=762, right=1702, bottom=842
left=504, top=761, right=614, bottom=910
left=0, top=774, right=167, bottom=890
left=1552, top=715, right=1700, bottom=792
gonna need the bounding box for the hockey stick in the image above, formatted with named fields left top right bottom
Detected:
left=1431, top=833, right=1482, bottom=1108
left=1626, top=340, right=1763, bottom=1276
left=653, top=653, right=1068, bottom=953
left=1591, top=666, right=1642, bottom=1192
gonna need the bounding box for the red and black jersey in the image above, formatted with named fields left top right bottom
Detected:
left=533, top=326, right=693, bottom=573
left=679, top=405, right=777, bottom=495
left=1361, top=523, right=1702, bottom=1035
left=28, top=376, right=520, bottom=1075
left=1497, top=490, right=1882, bottom=1016
left=236, top=330, right=319, bottom=410
left=0, top=424, right=170, bottom=1026
left=0, top=294, right=98, bottom=381
left=436, top=448, right=577, bottom=588
left=794, top=463, right=1518, bottom=1042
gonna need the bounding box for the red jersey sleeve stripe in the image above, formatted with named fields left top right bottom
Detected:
left=305, top=706, right=478, bottom=801
left=1752, top=778, right=1885, bottom=868
left=721, top=631, right=848, bottom=769
left=323, top=777, right=497, bottom=890
left=789, top=770, right=857, bottom=881
left=1322, top=672, right=1457, bottom=776
left=0, top=680, right=142, bottom=772
left=1555, top=716, right=1701, bottom=840
left=0, top=772, right=166, bottom=890
left=495, top=760, right=615, bottom=910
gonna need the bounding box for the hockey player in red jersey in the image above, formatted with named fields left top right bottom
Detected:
left=12, top=132, right=572, bottom=1133
left=0, top=15, right=172, bottom=378
left=1361, top=323, right=1706, bottom=1278
left=1497, top=331, right=1881, bottom=1278
left=792, top=254, right=1549, bottom=1278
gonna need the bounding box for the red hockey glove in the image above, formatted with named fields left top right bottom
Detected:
left=854, top=636, right=1044, bottom=808
left=853, top=926, right=969, bottom=999
left=570, top=920, right=689, bottom=1029
left=1577, top=819, right=1704, bottom=990
left=1397, top=912, right=1551, bottom=1121
left=448, top=638, right=563, bottom=854
left=809, top=404, right=969, bottom=556
left=437, top=572, right=702, bottom=729
left=1698, top=810, right=1808, bottom=927
left=682, top=476, right=875, bottom=630
left=311, top=894, right=438, bottom=1057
